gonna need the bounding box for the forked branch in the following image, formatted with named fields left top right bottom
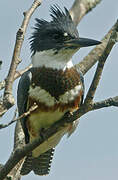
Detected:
left=0, top=0, right=118, bottom=179
left=0, top=0, right=41, bottom=116
left=0, top=17, right=118, bottom=180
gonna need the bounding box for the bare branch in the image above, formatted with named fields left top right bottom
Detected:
left=70, top=0, right=102, bottom=26
left=0, top=65, right=32, bottom=91
left=0, top=105, right=38, bottom=179
left=0, top=1, right=118, bottom=179
left=76, top=20, right=118, bottom=75
left=0, top=0, right=41, bottom=117
left=7, top=121, right=25, bottom=180
left=0, top=94, right=118, bottom=179
left=91, top=96, right=118, bottom=110
left=0, top=110, right=81, bottom=180
left=14, top=64, right=32, bottom=80
left=4, top=0, right=41, bottom=103
left=0, top=1, right=41, bottom=179
left=0, top=0, right=102, bottom=94
left=84, top=20, right=118, bottom=105
left=0, top=104, right=38, bottom=130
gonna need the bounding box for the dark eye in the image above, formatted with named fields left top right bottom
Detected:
left=53, top=33, right=62, bottom=40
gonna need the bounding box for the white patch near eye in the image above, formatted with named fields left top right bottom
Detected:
left=64, top=32, right=68, bottom=37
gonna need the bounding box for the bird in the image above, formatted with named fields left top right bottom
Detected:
left=17, top=5, right=101, bottom=176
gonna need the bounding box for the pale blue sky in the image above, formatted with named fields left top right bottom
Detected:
left=0, top=0, right=118, bottom=180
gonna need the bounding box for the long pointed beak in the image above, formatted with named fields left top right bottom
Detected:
left=65, top=37, right=101, bottom=48
left=76, top=37, right=101, bottom=47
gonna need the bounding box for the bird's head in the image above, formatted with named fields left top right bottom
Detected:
left=30, top=5, right=101, bottom=65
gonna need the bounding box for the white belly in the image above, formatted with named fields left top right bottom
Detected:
left=28, top=109, right=69, bottom=157
left=28, top=83, right=81, bottom=157
left=28, top=110, right=65, bottom=135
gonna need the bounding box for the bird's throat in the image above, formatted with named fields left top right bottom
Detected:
left=32, top=50, right=74, bottom=71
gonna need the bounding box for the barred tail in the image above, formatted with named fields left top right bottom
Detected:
left=20, top=148, right=55, bottom=175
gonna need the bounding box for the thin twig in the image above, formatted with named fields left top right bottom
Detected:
left=0, top=104, right=38, bottom=130
left=0, top=94, right=118, bottom=179
left=76, top=20, right=118, bottom=75
left=0, top=1, right=41, bottom=179
left=0, top=64, right=32, bottom=91
left=0, top=109, right=85, bottom=180
left=14, top=64, right=32, bottom=80
left=91, top=96, right=118, bottom=110
left=0, top=105, right=38, bottom=179
left=2, top=0, right=41, bottom=113
left=0, top=1, right=118, bottom=179
left=1, top=95, right=118, bottom=130
left=84, top=20, right=118, bottom=105
left=0, top=0, right=102, bottom=93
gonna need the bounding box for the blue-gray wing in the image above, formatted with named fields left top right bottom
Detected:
left=17, top=69, right=55, bottom=176
left=17, top=70, right=32, bottom=143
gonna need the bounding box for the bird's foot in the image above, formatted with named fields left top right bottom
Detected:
left=39, top=128, right=47, bottom=141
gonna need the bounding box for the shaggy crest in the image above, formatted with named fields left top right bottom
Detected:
left=30, top=5, right=79, bottom=54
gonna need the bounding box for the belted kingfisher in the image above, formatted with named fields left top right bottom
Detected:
left=17, top=5, right=101, bottom=176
